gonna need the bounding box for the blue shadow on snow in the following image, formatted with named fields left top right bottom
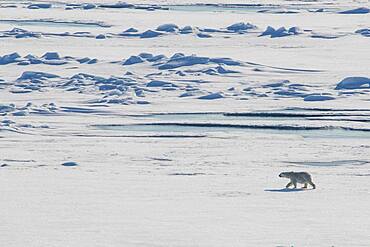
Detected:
left=264, top=188, right=314, bottom=192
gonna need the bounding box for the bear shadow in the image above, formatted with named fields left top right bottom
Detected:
left=264, top=188, right=314, bottom=192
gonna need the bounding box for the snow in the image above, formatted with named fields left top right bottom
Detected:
left=1, top=0, right=370, bottom=246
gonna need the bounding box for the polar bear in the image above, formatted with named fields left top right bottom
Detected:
left=279, top=171, right=316, bottom=189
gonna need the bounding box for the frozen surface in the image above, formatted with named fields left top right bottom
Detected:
left=0, top=0, right=370, bottom=246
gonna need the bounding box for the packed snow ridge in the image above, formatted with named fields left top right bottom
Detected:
left=0, top=102, right=57, bottom=117
left=121, top=52, right=242, bottom=69
left=260, top=26, right=302, bottom=38
left=2, top=23, right=366, bottom=41
left=0, top=52, right=97, bottom=66
left=118, top=22, right=257, bottom=39
left=0, top=28, right=41, bottom=39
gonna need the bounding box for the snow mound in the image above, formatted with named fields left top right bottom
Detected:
left=28, top=3, right=52, bottom=9
left=226, top=22, right=257, bottom=32
left=24, top=54, right=42, bottom=64
left=216, top=66, right=239, bottom=74
left=303, top=94, right=335, bottom=101
left=199, top=28, right=223, bottom=33
left=99, top=2, right=134, bottom=8
left=82, top=3, right=96, bottom=10
left=39, top=52, right=69, bottom=65
left=0, top=104, right=16, bottom=113
left=260, top=26, right=302, bottom=38
left=288, top=26, right=303, bottom=35
left=0, top=52, right=100, bottom=66
left=156, top=24, right=179, bottom=32
left=158, top=55, right=210, bottom=70
left=258, top=9, right=300, bottom=14
left=95, top=34, right=106, bottom=39
left=198, top=93, right=224, bottom=100
left=209, top=57, right=241, bottom=66
left=179, top=26, right=193, bottom=34
left=146, top=80, right=175, bottom=87
left=311, top=33, right=340, bottom=39
left=41, top=52, right=60, bottom=60
left=2, top=28, right=42, bottom=39
left=121, top=53, right=242, bottom=70
left=0, top=52, right=21, bottom=65
left=77, top=57, right=97, bottom=64
left=61, top=161, right=78, bottom=167
left=140, top=30, right=162, bottom=38
left=179, top=92, right=195, bottom=98
left=197, top=33, right=212, bottom=38
left=17, top=71, right=59, bottom=81
left=339, top=7, right=369, bottom=14
left=355, top=29, right=370, bottom=37
left=335, top=77, right=370, bottom=90
left=123, top=56, right=144, bottom=65
left=147, top=54, right=167, bottom=62
left=138, top=53, right=153, bottom=59
left=127, top=27, right=140, bottom=33
left=202, top=66, right=239, bottom=75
